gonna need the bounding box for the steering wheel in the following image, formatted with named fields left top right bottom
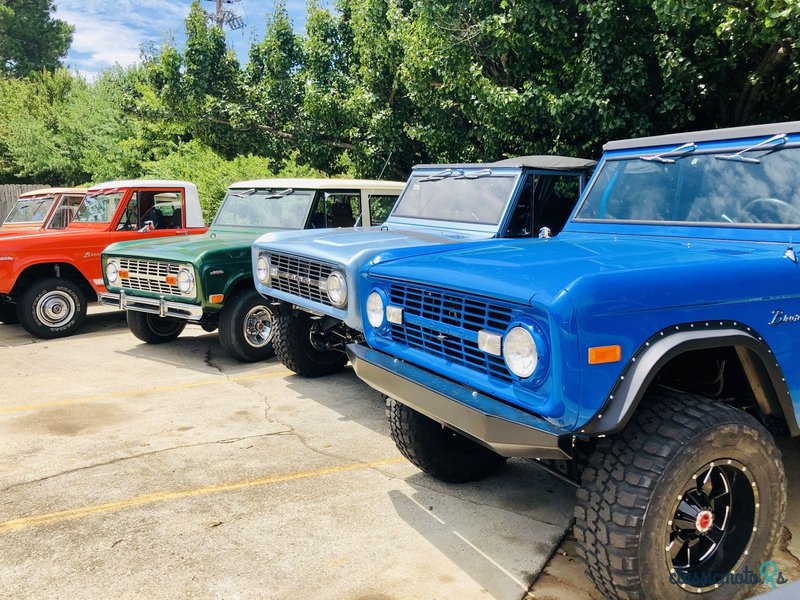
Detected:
left=739, top=197, right=800, bottom=224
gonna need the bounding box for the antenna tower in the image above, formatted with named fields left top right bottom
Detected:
left=203, top=0, right=245, bottom=31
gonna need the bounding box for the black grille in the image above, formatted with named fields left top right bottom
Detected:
left=387, top=282, right=515, bottom=382
left=268, top=252, right=335, bottom=306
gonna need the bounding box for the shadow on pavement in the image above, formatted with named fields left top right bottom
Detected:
left=118, top=329, right=282, bottom=376
left=388, top=461, right=575, bottom=600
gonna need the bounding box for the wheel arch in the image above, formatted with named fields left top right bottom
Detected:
left=12, top=262, right=95, bottom=300
left=580, top=320, right=798, bottom=437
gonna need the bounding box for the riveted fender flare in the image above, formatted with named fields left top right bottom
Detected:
left=579, top=320, right=798, bottom=437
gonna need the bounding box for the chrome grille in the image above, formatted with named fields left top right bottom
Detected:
left=119, top=258, right=182, bottom=296
left=268, top=252, right=335, bottom=306
left=387, top=282, right=515, bottom=383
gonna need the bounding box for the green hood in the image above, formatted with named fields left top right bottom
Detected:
left=103, top=226, right=277, bottom=265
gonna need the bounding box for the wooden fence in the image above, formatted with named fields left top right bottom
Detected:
left=0, top=184, right=48, bottom=222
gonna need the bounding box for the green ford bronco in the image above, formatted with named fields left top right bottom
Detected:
left=100, top=178, right=404, bottom=361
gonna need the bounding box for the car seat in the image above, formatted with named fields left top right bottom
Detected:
left=171, top=207, right=182, bottom=228
left=330, top=201, right=355, bottom=228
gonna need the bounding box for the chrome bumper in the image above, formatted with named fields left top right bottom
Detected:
left=98, top=291, right=204, bottom=320
left=346, top=343, right=569, bottom=459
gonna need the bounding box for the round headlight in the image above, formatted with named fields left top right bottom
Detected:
left=366, top=291, right=385, bottom=328
left=326, top=271, right=347, bottom=307
left=177, top=268, right=194, bottom=293
left=256, top=255, right=270, bottom=285
left=503, top=326, right=538, bottom=378
left=105, top=261, right=118, bottom=284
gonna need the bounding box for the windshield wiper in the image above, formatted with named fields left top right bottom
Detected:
left=714, top=133, right=788, bottom=164
left=454, top=168, right=493, bottom=180
left=231, top=188, right=256, bottom=198
left=419, top=169, right=457, bottom=182
left=640, top=142, right=697, bottom=164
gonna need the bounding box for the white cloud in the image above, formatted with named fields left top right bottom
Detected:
left=53, top=0, right=191, bottom=76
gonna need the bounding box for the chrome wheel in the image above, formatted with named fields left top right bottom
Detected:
left=243, top=305, right=273, bottom=348
left=665, top=459, right=758, bottom=592
left=35, top=290, right=76, bottom=328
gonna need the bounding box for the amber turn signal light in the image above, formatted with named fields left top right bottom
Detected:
left=588, top=345, right=622, bottom=365
left=119, top=269, right=129, bottom=278
left=165, top=275, right=178, bottom=285
left=209, top=294, right=224, bottom=304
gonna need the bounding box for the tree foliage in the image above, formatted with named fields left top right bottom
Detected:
left=1, top=0, right=799, bottom=192
left=0, top=0, right=73, bottom=77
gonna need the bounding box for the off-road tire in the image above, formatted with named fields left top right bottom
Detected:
left=17, top=277, right=86, bottom=338
left=127, top=311, right=185, bottom=344
left=218, top=289, right=275, bottom=362
left=272, top=312, right=347, bottom=377
left=574, top=389, right=785, bottom=600
left=387, top=397, right=507, bottom=483
left=0, top=303, right=19, bottom=324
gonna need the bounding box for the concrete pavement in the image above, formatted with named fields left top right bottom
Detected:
left=0, top=307, right=575, bottom=599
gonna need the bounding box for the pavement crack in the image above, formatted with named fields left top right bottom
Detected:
left=204, top=349, right=224, bottom=374
left=404, top=478, right=574, bottom=529
left=0, top=432, right=291, bottom=493
left=779, top=526, right=800, bottom=570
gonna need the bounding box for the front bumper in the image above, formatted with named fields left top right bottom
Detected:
left=98, top=291, right=204, bottom=320
left=346, top=343, right=570, bottom=459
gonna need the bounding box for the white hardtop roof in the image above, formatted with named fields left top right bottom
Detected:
left=604, top=120, right=800, bottom=151
left=19, top=187, right=87, bottom=197
left=88, top=180, right=197, bottom=191
left=229, top=178, right=405, bottom=191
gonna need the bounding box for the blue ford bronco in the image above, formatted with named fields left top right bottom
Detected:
left=252, top=156, right=595, bottom=377
left=348, top=122, right=800, bottom=599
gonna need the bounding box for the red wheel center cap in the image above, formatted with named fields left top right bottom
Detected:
left=696, top=510, right=713, bottom=533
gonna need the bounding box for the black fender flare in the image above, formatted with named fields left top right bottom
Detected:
left=579, top=320, right=798, bottom=436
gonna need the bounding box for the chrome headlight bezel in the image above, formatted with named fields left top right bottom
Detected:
left=503, top=325, right=539, bottom=379
left=177, top=267, right=195, bottom=294
left=366, top=291, right=385, bottom=329
left=326, top=271, right=347, bottom=308
left=105, top=260, right=119, bottom=284
left=256, top=254, right=270, bottom=285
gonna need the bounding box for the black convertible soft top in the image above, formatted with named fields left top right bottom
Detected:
left=413, top=155, right=597, bottom=172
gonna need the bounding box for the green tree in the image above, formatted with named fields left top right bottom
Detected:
left=0, top=0, right=73, bottom=77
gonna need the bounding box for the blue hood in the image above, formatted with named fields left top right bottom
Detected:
left=366, top=232, right=790, bottom=312
left=253, top=225, right=488, bottom=267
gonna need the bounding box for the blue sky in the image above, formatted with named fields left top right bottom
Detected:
left=52, top=1, right=308, bottom=79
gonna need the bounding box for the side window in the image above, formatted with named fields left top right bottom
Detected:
left=308, top=192, right=360, bottom=228
left=116, top=192, right=140, bottom=231
left=534, top=175, right=581, bottom=236
left=506, top=174, right=535, bottom=237
left=368, top=194, right=399, bottom=226
left=47, top=195, right=84, bottom=229
left=137, top=191, right=183, bottom=230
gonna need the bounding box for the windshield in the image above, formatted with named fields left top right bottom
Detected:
left=72, top=191, right=124, bottom=223
left=575, top=145, right=800, bottom=226
left=391, top=171, right=518, bottom=225
left=213, top=189, right=316, bottom=229
left=4, top=195, right=56, bottom=224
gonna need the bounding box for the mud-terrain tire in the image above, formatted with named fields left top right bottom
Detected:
left=273, top=312, right=347, bottom=377
left=574, top=389, right=786, bottom=600
left=0, top=303, right=19, bottom=324
left=127, top=311, right=185, bottom=344
left=387, top=397, right=507, bottom=483
left=218, top=289, right=275, bottom=362
left=17, top=277, right=86, bottom=338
